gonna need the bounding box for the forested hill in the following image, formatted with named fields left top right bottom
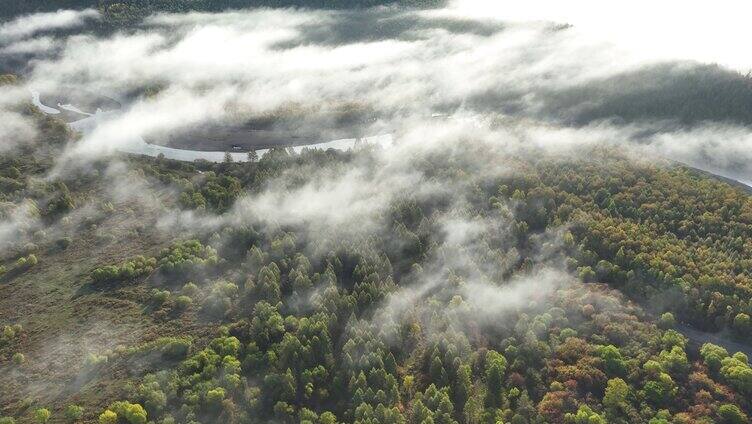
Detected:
left=1, top=0, right=446, bottom=21
left=1, top=93, right=751, bottom=424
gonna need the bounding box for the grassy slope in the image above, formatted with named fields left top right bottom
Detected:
left=0, top=193, right=217, bottom=422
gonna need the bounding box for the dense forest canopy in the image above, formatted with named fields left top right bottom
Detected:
left=2, top=2, right=752, bottom=424
left=0, top=81, right=751, bottom=423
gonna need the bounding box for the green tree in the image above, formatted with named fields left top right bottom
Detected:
left=658, top=346, right=690, bottom=375
left=564, top=405, right=605, bottom=424
left=598, top=345, right=626, bottom=376
left=428, top=350, right=448, bottom=388
left=453, top=364, right=472, bottom=414
left=733, top=313, right=751, bottom=336
left=720, top=353, right=752, bottom=395
left=642, top=373, right=677, bottom=407
left=700, top=343, right=729, bottom=372
left=603, top=378, right=629, bottom=412
left=578, top=266, right=596, bottom=283
left=718, top=404, right=748, bottom=424
left=484, top=351, right=507, bottom=408
left=320, top=411, right=337, bottom=424
left=206, top=387, right=226, bottom=410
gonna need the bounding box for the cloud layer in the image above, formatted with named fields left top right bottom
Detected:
left=2, top=4, right=752, bottom=184
left=0, top=9, right=98, bottom=44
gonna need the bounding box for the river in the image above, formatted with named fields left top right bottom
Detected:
left=31, top=89, right=393, bottom=162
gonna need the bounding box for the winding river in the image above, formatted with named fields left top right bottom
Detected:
left=31, top=89, right=393, bottom=162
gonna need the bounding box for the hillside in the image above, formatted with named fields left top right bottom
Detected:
left=1, top=100, right=751, bottom=424
left=3, top=3, right=752, bottom=424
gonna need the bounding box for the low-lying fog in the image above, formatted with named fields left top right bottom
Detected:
left=2, top=0, right=752, bottom=182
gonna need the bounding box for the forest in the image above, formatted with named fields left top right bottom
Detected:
left=0, top=72, right=751, bottom=424
left=0, top=0, right=446, bottom=23
left=3, top=1, right=752, bottom=423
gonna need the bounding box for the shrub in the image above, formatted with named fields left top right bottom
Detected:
left=102, top=337, right=192, bottom=363
left=0, top=417, right=16, bottom=424
left=174, top=295, right=193, bottom=310
left=12, top=352, right=24, bottom=365
left=56, top=237, right=72, bottom=250
left=84, top=353, right=108, bottom=369
left=34, top=409, right=50, bottom=424
left=64, top=405, right=84, bottom=423
left=157, top=240, right=218, bottom=276
left=658, top=312, right=676, bottom=330
left=98, top=410, right=117, bottom=424
left=91, top=256, right=156, bottom=283
left=100, top=202, right=115, bottom=213
left=161, top=338, right=191, bottom=360
left=182, top=282, right=199, bottom=297
left=3, top=325, right=16, bottom=339
left=151, top=289, right=170, bottom=306
left=110, top=401, right=147, bottom=424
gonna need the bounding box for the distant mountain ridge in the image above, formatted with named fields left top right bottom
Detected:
left=1, top=0, right=447, bottom=21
